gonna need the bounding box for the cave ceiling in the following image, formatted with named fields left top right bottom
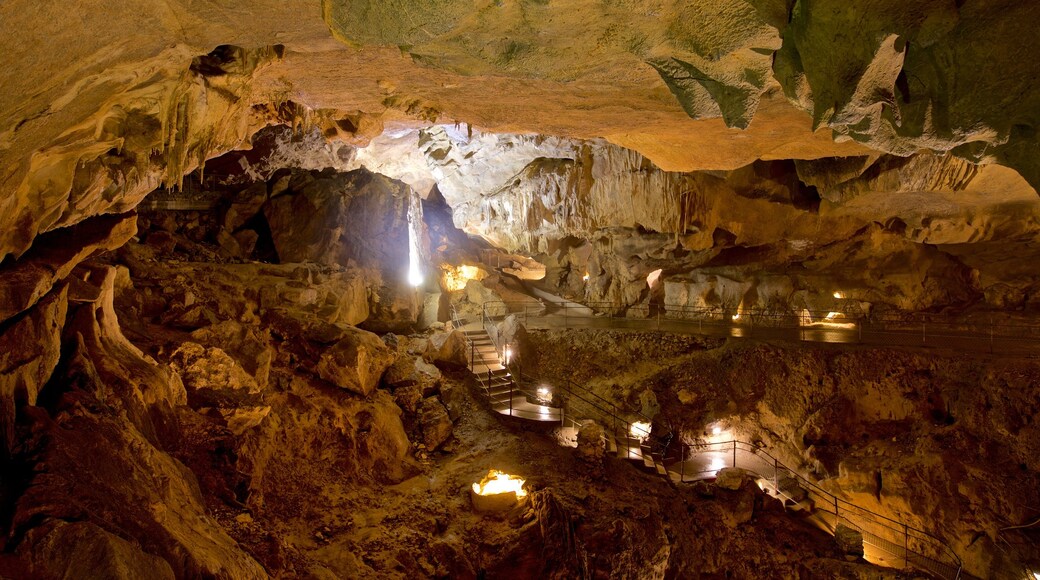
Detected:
left=1, top=0, right=1038, bottom=268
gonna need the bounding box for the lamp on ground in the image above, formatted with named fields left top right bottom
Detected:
left=471, top=469, right=528, bottom=513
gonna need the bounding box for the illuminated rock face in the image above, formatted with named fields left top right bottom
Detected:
left=1, top=2, right=1040, bottom=578
left=2, top=0, right=1040, bottom=267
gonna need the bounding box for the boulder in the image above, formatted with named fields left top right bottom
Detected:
left=220, top=406, right=273, bottom=436
left=834, top=524, right=865, bottom=560
left=393, top=385, right=424, bottom=414
left=419, top=291, right=442, bottom=329
left=490, top=314, right=526, bottom=353
left=11, top=407, right=267, bottom=579
left=425, top=330, right=468, bottom=369
left=715, top=467, right=748, bottom=491
left=384, top=355, right=442, bottom=396
left=575, top=421, right=606, bottom=470
left=439, top=383, right=466, bottom=422
left=715, top=468, right=757, bottom=526
left=418, top=397, right=453, bottom=451
left=169, top=342, right=260, bottom=395
left=189, top=321, right=274, bottom=391
left=315, top=326, right=395, bottom=396
left=463, top=280, right=506, bottom=317
left=18, top=520, right=175, bottom=580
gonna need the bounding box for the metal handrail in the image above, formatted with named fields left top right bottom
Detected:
left=476, top=300, right=966, bottom=579
left=479, top=305, right=656, bottom=454
left=661, top=439, right=962, bottom=578
left=480, top=300, right=1040, bottom=352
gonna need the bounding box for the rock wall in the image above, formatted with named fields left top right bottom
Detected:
left=4, top=0, right=1040, bottom=274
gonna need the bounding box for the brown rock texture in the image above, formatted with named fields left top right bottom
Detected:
left=527, top=328, right=1040, bottom=578
left=3, top=0, right=1039, bottom=269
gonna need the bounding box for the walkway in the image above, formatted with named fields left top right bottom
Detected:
left=492, top=301, right=1040, bottom=357
left=454, top=301, right=968, bottom=579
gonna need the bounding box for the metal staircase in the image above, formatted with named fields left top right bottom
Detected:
left=453, top=309, right=562, bottom=422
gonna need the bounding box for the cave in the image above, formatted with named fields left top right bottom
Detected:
left=2, top=2, right=1040, bottom=579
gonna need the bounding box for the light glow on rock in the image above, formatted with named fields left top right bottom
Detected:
left=630, top=421, right=651, bottom=440
left=472, top=470, right=527, bottom=498
left=442, top=264, right=483, bottom=291
left=709, top=457, right=727, bottom=474
left=582, top=272, right=590, bottom=283
left=536, top=386, right=552, bottom=403
left=800, top=309, right=857, bottom=329
left=646, top=268, right=663, bottom=288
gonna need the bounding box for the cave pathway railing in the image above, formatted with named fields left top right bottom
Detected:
left=478, top=301, right=965, bottom=579
left=480, top=300, right=1040, bottom=355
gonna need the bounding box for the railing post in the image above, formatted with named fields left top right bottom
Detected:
left=680, top=445, right=685, bottom=483
left=904, top=524, right=909, bottom=569
left=732, top=440, right=737, bottom=467
left=773, top=457, right=778, bottom=495
left=922, top=322, right=926, bottom=343
left=834, top=497, right=839, bottom=529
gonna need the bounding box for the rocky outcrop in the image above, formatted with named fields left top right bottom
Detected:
left=315, top=325, right=395, bottom=397
left=17, top=520, right=176, bottom=580
left=0, top=286, right=66, bottom=457
left=11, top=405, right=266, bottom=579
left=0, top=213, right=136, bottom=323
left=527, top=328, right=1040, bottom=578
left=3, top=265, right=264, bottom=578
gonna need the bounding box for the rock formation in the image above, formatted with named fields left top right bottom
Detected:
left=2, top=1, right=1040, bottom=578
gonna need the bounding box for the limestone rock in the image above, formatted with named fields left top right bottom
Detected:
left=11, top=407, right=266, bottom=579
left=0, top=285, right=67, bottom=456
left=383, top=354, right=442, bottom=396
left=714, top=467, right=748, bottom=491
left=834, top=524, right=865, bottom=560
left=392, top=385, right=423, bottom=414
left=575, top=421, right=607, bottom=470
left=461, top=280, right=505, bottom=317
left=418, top=397, right=453, bottom=451
left=315, top=326, right=394, bottom=396
left=189, top=321, right=274, bottom=391
left=425, top=330, right=468, bottom=369
left=439, top=383, right=466, bottom=422
left=62, top=265, right=187, bottom=443
left=263, top=169, right=415, bottom=271
left=0, top=213, right=136, bottom=323
left=714, top=467, right=757, bottom=526
left=220, top=406, right=273, bottom=437
left=238, top=384, right=413, bottom=492
left=18, top=520, right=175, bottom=580
left=170, top=342, right=260, bottom=395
